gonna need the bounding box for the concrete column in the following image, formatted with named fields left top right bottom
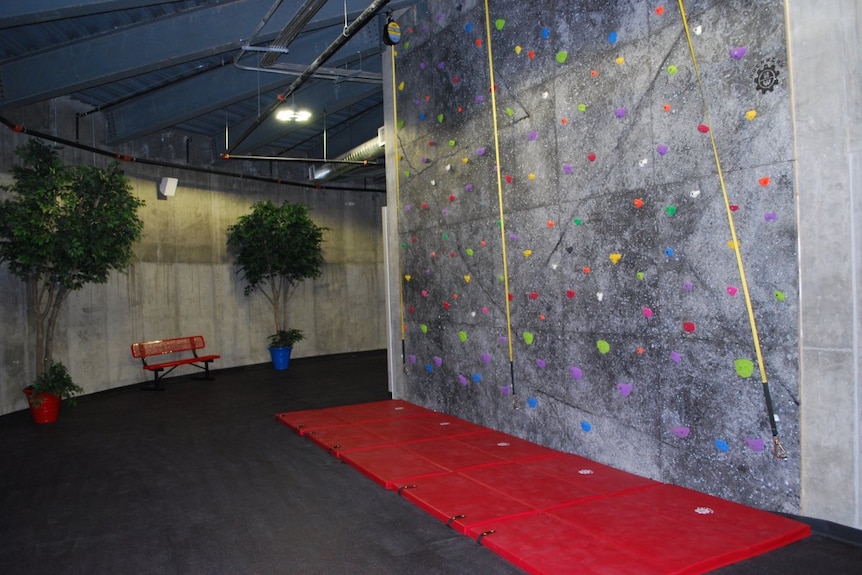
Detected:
left=790, top=0, right=862, bottom=528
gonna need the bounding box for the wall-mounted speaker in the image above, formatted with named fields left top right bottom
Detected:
left=159, top=177, right=178, bottom=197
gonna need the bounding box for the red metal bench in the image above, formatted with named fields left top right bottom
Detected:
left=131, top=335, right=220, bottom=390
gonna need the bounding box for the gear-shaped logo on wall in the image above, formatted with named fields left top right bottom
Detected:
left=753, top=57, right=782, bottom=94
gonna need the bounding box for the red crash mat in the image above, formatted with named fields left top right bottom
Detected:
left=276, top=400, right=811, bottom=574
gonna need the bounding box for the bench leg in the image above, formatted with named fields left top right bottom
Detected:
left=190, top=361, right=215, bottom=381
left=139, top=370, right=165, bottom=391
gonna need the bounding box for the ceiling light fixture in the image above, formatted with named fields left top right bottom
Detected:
left=276, top=108, right=312, bottom=122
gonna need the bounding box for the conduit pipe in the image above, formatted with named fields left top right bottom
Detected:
left=309, top=126, right=385, bottom=182
left=225, top=0, right=391, bottom=155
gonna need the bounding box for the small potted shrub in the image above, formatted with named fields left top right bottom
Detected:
left=23, top=361, right=84, bottom=424
left=267, top=329, right=305, bottom=370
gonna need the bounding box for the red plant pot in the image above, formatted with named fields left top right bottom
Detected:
left=23, top=388, right=61, bottom=424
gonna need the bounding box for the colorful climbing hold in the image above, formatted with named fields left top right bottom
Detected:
left=727, top=286, right=738, bottom=296
left=637, top=271, right=645, bottom=281
left=495, top=19, right=505, bottom=31
left=697, top=123, right=710, bottom=133
left=505, top=174, right=514, bottom=184
left=656, top=144, right=669, bottom=156
left=578, top=103, right=587, bottom=112
left=665, top=206, right=677, bottom=216
left=745, top=437, right=766, bottom=452
left=458, top=331, right=468, bottom=342
left=566, top=289, right=576, bottom=299
left=734, top=358, right=755, bottom=378
left=556, top=51, right=568, bottom=64
left=729, top=47, right=748, bottom=60
left=642, top=307, right=653, bottom=318
left=597, top=340, right=610, bottom=354
left=570, top=366, right=583, bottom=380
left=420, top=324, right=428, bottom=333
left=665, top=248, right=674, bottom=257
left=563, top=164, right=574, bottom=175
left=609, top=253, right=622, bottom=264
left=528, top=292, right=539, bottom=300
left=587, top=153, right=597, bottom=162
left=775, top=290, right=786, bottom=302
left=523, top=332, right=535, bottom=345
left=472, top=373, right=482, bottom=383
left=714, top=439, right=730, bottom=452
left=542, top=27, right=551, bottom=39
left=682, top=321, right=696, bottom=333
left=615, top=107, right=627, bottom=118
left=523, top=249, right=533, bottom=258
left=580, top=421, right=592, bottom=432
left=670, top=351, right=681, bottom=363
left=759, top=176, right=771, bottom=187
left=672, top=426, right=690, bottom=438
left=745, top=110, right=757, bottom=120
left=608, top=31, right=618, bottom=44
left=527, top=397, right=538, bottom=408
left=536, top=359, right=546, bottom=369
left=514, top=45, right=522, bottom=55
left=667, top=65, right=678, bottom=75
left=655, top=6, right=665, bottom=15
left=633, top=198, right=644, bottom=208
left=618, top=383, right=633, bottom=397
left=574, top=218, right=583, bottom=225
left=615, top=56, right=625, bottom=65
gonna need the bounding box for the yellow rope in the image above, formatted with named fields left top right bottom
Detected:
left=678, top=1, right=784, bottom=457
left=483, top=0, right=515, bottom=367
left=390, top=46, right=406, bottom=345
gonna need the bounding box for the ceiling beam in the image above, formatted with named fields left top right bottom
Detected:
left=0, top=0, right=183, bottom=28
left=103, top=27, right=381, bottom=144
left=0, top=0, right=392, bottom=110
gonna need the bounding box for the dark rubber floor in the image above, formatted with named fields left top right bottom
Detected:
left=1, top=350, right=860, bottom=574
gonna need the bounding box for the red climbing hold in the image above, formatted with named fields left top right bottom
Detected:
left=697, top=124, right=710, bottom=133
left=529, top=292, right=539, bottom=300
left=682, top=322, right=696, bottom=333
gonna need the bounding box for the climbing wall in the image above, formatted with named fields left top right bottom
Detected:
left=391, top=0, right=799, bottom=512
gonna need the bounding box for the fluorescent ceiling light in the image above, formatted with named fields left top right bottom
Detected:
left=276, top=108, right=312, bottom=122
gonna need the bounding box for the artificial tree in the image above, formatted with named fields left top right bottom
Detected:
left=226, top=200, right=326, bottom=348
left=0, top=139, right=145, bottom=383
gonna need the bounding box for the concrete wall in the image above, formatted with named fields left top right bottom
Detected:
left=789, top=0, right=862, bottom=529
left=0, top=100, right=388, bottom=416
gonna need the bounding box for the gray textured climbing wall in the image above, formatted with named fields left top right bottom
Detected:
left=391, top=0, right=799, bottom=513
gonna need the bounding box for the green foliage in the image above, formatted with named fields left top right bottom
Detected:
left=0, top=140, right=145, bottom=290
left=267, top=329, right=305, bottom=348
left=226, top=200, right=326, bottom=339
left=28, top=361, right=84, bottom=406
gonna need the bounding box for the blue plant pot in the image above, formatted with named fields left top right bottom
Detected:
left=269, top=346, right=293, bottom=370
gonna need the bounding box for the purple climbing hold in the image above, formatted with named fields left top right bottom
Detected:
left=657, top=144, right=669, bottom=156
left=476, top=147, right=486, bottom=156
left=615, top=107, right=627, bottom=118
left=617, top=383, right=633, bottom=397
left=481, top=353, right=491, bottom=364
left=529, top=131, right=538, bottom=141
left=672, top=426, right=690, bottom=438
left=536, top=358, right=546, bottom=369
left=730, top=47, right=748, bottom=60
left=570, top=366, right=583, bottom=380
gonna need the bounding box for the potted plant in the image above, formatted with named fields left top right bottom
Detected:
left=23, top=361, right=84, bottom=424
left=226, top=200, right=325, bottom=370
left=0, top=139, right=145, bottom=416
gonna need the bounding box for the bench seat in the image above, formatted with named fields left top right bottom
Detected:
left=131, top=335, right=220, bottom=390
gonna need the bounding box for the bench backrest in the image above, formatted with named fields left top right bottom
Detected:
left=131, top=336, right=206, bottom=359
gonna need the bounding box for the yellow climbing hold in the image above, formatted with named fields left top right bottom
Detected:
left=464, top=275, right=471, bottom=283
left=515, top=45, right=522, bottom=55
left=609, top=253, right=622, bottom=264
left=615, top=56, right=625, bottom=65
left=528, top=173, right=536, bottom=180
left=398, top=81, right=405, bottom=91
left=523, top=250, right=533, bottom=258
left=727, top=240, right=740, bottom=251
left=404, top=275, right=412, bottom=282
left=462, top=157, right=469, bottom=164
left=745, top=110, right=757, bottom=121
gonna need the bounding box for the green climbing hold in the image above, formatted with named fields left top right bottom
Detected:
left=400, top=243, right=407, bottom=249
left=735, top=358, right=754, bottom=378
left=774, top=290, right=786, bottom=302
left=437, top=113, right=445, bottom=123
left=523, top=332, right=535, bottom=345
left=442, top=233, right=449, bottom=240
left=448, top=139, right=457, bottom=147
left=506, top=107, right=515, bottom=117
left=420, top=324, right=428, bottom=334
left=597, top=340, right=610, bottom=354
left=637, top=271, right=645, bottom=281
left=403, top=41, right=410, bottom=50
left=398, top=120, right=405, bottom=129
left=665, top=205, right=677, bottom=216
left=668, top=65, right=678, bottom=75
left=458, top=331, right=468, bottom=342
left=404, top=170, right=410, bottom=178
left=573, top=218, right=583, bottom=225
left=465, top=248, right=475, bottom=256
left=577, top=104, right=587, bottom=112
left=497, top=275, right=504, bottom=282
left=556, top=51, right=569, bottom=64
left=495, top=19, right=506, bottom=31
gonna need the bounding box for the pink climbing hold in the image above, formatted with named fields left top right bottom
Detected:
left=642, top=307, right=653, bottom=318
left=672, top=426, right=691, bottom=438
